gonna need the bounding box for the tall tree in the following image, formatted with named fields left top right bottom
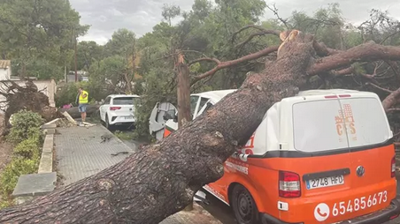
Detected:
left=161, top=4, right=181, bottom=26
left=73, top=41, right=104, bottom=71
left=0, top=0, right=88, bottom=79
left=104, top=29, right=137, bottom=93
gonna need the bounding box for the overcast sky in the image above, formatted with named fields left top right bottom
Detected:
left=69, top=0, right=400, bottom=45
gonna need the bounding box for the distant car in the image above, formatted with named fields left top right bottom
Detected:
left=99, top=94, right=140, bottom=129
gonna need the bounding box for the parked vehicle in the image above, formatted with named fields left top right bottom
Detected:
left=150, top=89, right=400, bottom=224
left=99, top=94, right=139, bottom=129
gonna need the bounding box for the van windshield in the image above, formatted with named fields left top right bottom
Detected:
left=292, top=97, right=391, bottom=153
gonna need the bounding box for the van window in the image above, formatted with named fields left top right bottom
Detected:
left=293, top=99, right=349, bottom=152
left=292, top=98, right=391, bottom=153
left=339, top=97, right=391, bottom=147
left=199, top=97, right=209, bottom=112
left=190, top=96, right=199, bottom=116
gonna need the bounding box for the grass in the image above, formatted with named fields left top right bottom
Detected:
left=114, top=130, right=135, bottom=141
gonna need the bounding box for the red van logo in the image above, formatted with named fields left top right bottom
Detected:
left=335, top=104, right=357, bottom=142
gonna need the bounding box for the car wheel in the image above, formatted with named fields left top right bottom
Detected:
left=105, top=114, right=113, bottom=130
left=231, top=185, right=260, bottom=224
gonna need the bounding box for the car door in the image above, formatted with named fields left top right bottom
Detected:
left=149, top=102, right=177, bottom=141
left=100, top=97, right=111, bottom=121
left=197, top=98, right=213, bottom=116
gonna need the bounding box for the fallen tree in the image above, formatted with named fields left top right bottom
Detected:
left=1, top=29, right=400, bottom=223
left=59, top=105, right=100, bottom=119
left=0, top=80, right=62, bottom=133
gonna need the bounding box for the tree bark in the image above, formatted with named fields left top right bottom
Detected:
left=0, top=30, right=313, bottom=224
left=175, top=51, right=192, bottom=128
left=59, top=105, right=100, bottom=118
left=123, top=73, right=133, bottom=94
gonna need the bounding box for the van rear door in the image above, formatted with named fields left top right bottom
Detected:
left=291, top=96, right=352, bottom=193
left=337, top=95, right=396, bottom=216
left=286, top=93, right=395, bottom=223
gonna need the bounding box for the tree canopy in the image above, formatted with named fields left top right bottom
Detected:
left=0, top=0, right=89, bottom=79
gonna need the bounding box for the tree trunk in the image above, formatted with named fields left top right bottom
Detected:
left=59, top=105, right=100, bottom=118
left=176, top=51, right=192, bottom=128
left=0, top=31, right=336, bottom=223
left=123, top=73, right=133, bottom=94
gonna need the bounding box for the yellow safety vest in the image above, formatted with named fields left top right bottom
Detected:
left=79, top=90, right=89, bottom=104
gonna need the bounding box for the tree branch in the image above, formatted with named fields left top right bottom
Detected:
left=312, top=41, right=342, bottom=56
left=231, top=25, right=280, bottom=43
left=386, top=61, right=400, bottom=81
left=235, top=30, right=280, bottom=48
left=309, top=41, right=400, bottom=75
left=366, top=82, right=392, bottom=94
left=191, top=46, right=279, bottom=85
left=382, top=87, right=400, bottom=111
left=189, top=57, right=221, bottom=66
left=332, top=67, right=354, bottom=76
left=266, top=4, right=289, bottom=29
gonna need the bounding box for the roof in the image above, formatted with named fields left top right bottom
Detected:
left=191, top=88, right=371, bottom=103
left=192, top=89, right=237, bottom=101
left=297, top=89, right=360, bottom=96
left=0, top=60, right=10, bottom=69
left=108, top=94, right=140, bottom=98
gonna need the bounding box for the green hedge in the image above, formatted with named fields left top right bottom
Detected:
left=7, top=110, right=44, bottom=144
left=0, top=110, right=44, bottom=208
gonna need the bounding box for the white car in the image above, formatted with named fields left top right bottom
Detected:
left=99, top=94, right=140, bottom=129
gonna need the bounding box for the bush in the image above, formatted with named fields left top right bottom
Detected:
left=0, top=111, right=43, bottom=208
left=0, top=157, right=39, bottom=197
left=7, top=110, right=44, bottom=144
left=13, top=138, right=41, bottom=160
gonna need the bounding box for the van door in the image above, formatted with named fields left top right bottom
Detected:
left=337, top=95, right=395, bottom=207
left=149, top=102, right=177, bottom=141
left=291, top=97, right=353, bottom=194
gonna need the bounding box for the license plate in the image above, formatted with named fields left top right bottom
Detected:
left=306, top=175, right=344, bottom=190
left=123, top=116, right=132, bottom=119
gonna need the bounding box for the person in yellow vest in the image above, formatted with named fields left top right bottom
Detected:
left=77, top=87, right=89, bottom=125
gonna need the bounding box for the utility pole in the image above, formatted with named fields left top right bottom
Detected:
left=74, top=35, right=78, bottom=82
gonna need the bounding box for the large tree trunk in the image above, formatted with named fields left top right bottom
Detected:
left=176, top=51, right=192, bottom=128
left=59, top=105, right=100, bottom=118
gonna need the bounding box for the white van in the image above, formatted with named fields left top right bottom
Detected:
left=150, top=89, right=400, bottom=224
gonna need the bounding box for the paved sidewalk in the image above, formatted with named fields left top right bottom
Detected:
left=161, top=203, right=222, bottom=224
left=55, top=125, right=134, bottom=186
left=54, top=125, right=221, bottom=224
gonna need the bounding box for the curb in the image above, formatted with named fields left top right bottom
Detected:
left=38, top=133, right=54, bottom=173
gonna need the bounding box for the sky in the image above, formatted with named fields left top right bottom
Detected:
left=69, top=0, right=400, bottom=45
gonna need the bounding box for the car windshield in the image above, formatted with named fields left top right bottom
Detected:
left=113, top=97, right=136, bottom=105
